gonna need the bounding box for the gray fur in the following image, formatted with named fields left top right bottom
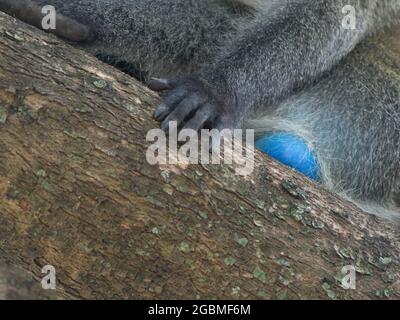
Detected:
left=1, top=0, right=400, bottom=220
left=28, top=0, right=251, bottom=78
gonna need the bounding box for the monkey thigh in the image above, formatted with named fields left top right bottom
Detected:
left=251, top=49, right=400, bottom=211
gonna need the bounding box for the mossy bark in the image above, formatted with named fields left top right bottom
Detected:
left=0, top=12, right=399, bottom=300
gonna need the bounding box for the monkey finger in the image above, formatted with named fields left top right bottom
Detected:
left=148, top=78, right=176, bottom=91
left=213, top=117, right=235, bottom=132
left=181, top=106, right=213, bottom=132
left=160, top=96, right=203, bottom=131
left=153, top=88, right=187, bottom=121
left=208, top=118, right=236, bottom=153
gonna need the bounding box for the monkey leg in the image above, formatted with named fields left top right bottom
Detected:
left=248, top=42, right=400, bottom=220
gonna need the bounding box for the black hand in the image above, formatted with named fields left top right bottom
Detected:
left=148, top=76, right=237, bottom=132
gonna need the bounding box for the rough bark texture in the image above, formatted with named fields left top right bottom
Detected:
left=0, top=12, right=399, bottom=300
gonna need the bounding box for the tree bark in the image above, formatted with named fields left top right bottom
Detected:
left=0, top=12, right=399, bottom=300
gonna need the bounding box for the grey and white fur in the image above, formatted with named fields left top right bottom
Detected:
left=1, top=0, right=400, bottom=220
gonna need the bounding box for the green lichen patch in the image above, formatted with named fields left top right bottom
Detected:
left=6, top=183, right=20, bottom=199
left=322, top=282, right=336, bottom=300
left=333, top=267, right=358, bottom=291
left=162, top=185, right=174, bottom=195
left=375, top=287, right=394, bottom=299
left=282, top=180, right=306, bottom=200
left=379, top=257, right=392, bottom=266
left=334, top=270, right=346, bottom=286
left=35, top=169, right=47, bottom=177
left=255, top=200, right=265, bottom=210
left=198, top=211, right=208, bottom=220
left=194, top=169, right=204, bottom=177
left=275, top=289, right=288, bottom=300
left=18, top=105, right=38, bottom=123
left=123, top=103, right=136, bottom=113
left=63, top=129, right=85, bottom=139
left=160, top=170, right=170, bottom=182
left=289, top=205, right=308, bottom=222
left=170, top=176, right=196, bottom=194
left=299, top=227, right=312, bottom=236
left=224, top=256, right=237, bottom=266
left=178, top=241, right=191, bottom=253
left=275, top=258, right=291, bottom=268
left=78, top=243, right=93, bottom=254
left=334, top=246, right=355, bottom=260
left=4, top=30, right=24, bottom=42
left=257, top=291, right=270, bottom=299
left=184, top=259, right=194, bottom=268
left=234, top=234, right=249, bottom=247
left=381, top=272, right=395, bottom=284
left=231, top=287, right=241, bottom=296
left=279, top=275, right=290, bottom=286
left=75, top=104, right=93, bottom=113
left=0, top=106, right=7, bottom=124
left=253, top=266, right=267, bottom=283
left=355, top=258, right=374, bottom=276
left=41, top=180, right=52, bottom=191
left=274, top=211, right=286, bottom=220
left=135, top=249, right=150, bottom=257
left=311, top=220, right=325, bottom=229
left=90, top=77, right=108, bottom=89
left=366, top=256, right=390, bottom=270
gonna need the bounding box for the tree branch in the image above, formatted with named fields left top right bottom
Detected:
left=0, top=12, right=399, bottom=300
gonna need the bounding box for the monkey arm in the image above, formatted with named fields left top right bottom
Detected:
left=205, top=1, right=364, bottom=112
left=152, top=0, right=400, bottom=131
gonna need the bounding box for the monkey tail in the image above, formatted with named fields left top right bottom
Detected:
left=0, top=0, right=94, bottom=42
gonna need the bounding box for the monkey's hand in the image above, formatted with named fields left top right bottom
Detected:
left=148, top=77, right=238, bottom=132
